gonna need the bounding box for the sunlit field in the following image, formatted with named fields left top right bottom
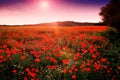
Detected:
left=0, top=26, right=120, bottom=80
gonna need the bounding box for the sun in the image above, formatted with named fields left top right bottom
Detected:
left=40, top=1, right=49, bottom=9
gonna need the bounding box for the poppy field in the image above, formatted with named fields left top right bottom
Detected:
left=0, top=26, right=120, bottom=80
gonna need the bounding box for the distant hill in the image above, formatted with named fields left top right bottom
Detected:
left=0, top=21, right=106, bottom=26
left=29, top=21, right=106, bottom=26
left=36, top=21, right=104, bottom=26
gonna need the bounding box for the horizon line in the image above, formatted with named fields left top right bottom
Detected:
left=0, top=20, right=102, bottom=26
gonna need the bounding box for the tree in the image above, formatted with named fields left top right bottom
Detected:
left=99, top=0, right=120, bottom=31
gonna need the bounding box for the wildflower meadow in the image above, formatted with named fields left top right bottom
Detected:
left=0, top=26, right=120, bottom=80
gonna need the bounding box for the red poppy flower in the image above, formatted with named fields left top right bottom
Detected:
left=62, top=59, right=69, bottom=65
left=101, top=58, right=107, bottom=63
left=71, top=74, right=76, bottom=79
left=12, top=69, right=17, bottom=73
left=84, top=68, right=91, bottom=72
left=34, top=58, right=40, bottom=63
left=63, top=69, right=67, bottom=74
left=21, top=56, right=26, bottom=60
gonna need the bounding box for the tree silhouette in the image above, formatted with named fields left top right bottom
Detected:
left=99, top=0, right=120, bottom=31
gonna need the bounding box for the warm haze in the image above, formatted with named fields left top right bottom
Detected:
left=0, top=0, right=110, bottom=25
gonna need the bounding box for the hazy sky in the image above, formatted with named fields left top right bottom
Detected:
left=0, top=0, right=110, bottom=25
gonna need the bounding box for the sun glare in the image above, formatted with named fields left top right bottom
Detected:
left=40, top=1, right=49, bottom=9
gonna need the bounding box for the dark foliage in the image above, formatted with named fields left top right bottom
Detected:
left=100, top=0, right=120, bottom=31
